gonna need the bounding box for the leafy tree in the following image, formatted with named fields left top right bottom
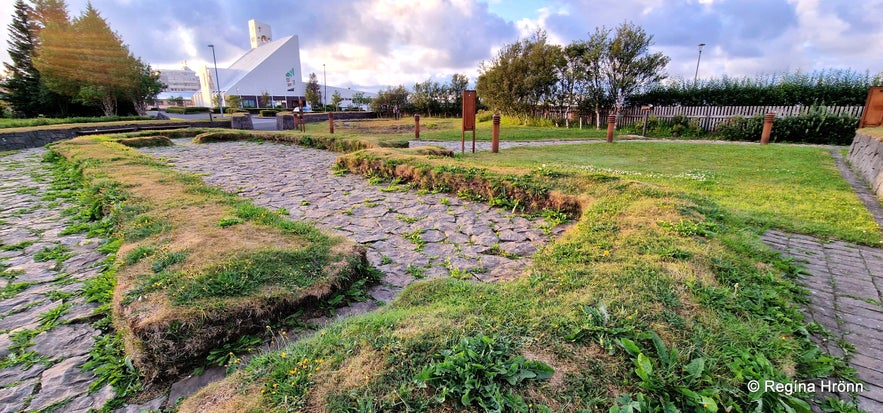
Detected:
left=603, top=22, right=670, bottom=113
left=225, top=94, right=241, bottom=109
left=130, top=60, right=164, bottom=115
left=476, top=30, right=563, bottom=123
left=305, top=73, right=321, bottom=109
left=33, top=1, right=145, bottom=116
left=257, top=90, right=271, bottom=108
left=370, top=85, right=408, bottom=116
left=578, top=27, right=615, bottom=127
left=351, top=91, right=371, bottom=110
left=330, top=90, right=342, bottom=111
left=448, top=73, right=469, bottom=115
left=411, top=78, right=443, bottom=116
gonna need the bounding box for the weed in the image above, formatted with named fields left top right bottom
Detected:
left=33, top=244, right=73, bottom=269
left=301, top=200, right=311, bottom=206
left=151, top=250, right=187, bottom=273
left=403, top=229, right=426, bottom=251
left=217, top=217, right=244, bottom=228
left=0, top=240, right=35, bottom=251
left=276, top=207, right=290, bottom=215
left=439, top=197, right=450, bottom=206
left=380, top=256, right=393, bottom=265
left=81, top=333, right=143, bottom=398
left=207, top=335, right=262, bottom=367
left=406, top=264, right=426, bottom=279
left=37, top=303, right=71, bottom=330
left=415, top=335, right=553, bottom=412
left=124, top=245, right=156, bottom=265
left=396, top=214, right=424, bottom=224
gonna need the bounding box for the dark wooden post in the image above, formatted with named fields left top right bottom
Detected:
left=606, top=114, right=616, bottom=143
left=492, top=113, right=500, bottom=153
left=760, top=112, right=774, bottom=144
left=414, top=114, right=420, bottom=140
left=328, top=112, right=334, bottom=134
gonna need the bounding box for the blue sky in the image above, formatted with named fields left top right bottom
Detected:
left=1, top=0, right=881, bottom=92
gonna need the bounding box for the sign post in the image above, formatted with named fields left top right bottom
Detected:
left=461, top=90, right=477, bottom=154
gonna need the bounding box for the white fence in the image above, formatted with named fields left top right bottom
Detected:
left=618, top=105, right=865, bottom=132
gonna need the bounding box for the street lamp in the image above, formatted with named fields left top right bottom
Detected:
left=694, top=43, right=706, bottom=86
left=322, top=63, right=327, bottom=112
left=208, top=44, right=224, bottom=117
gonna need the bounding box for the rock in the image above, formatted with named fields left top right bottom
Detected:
left=60, top=300, right=101, bottom=324
left=64, top=384, right=116, bottom=413
left=0, top=299, right=61, bottom=332
left=154, top=112, right=170, bottom=120
left=0, top=364, right=45, bottom=387
left=167, top=367, right=226, bottom=406
left=28, top=355, right=93, bottom=411
left=30, top=323, right=99, bottom=359
left=0, top=378, right=36, bottom=413
left=114, top=395, right=166, bottom=413
left=0, top=334, right=10, bottom=359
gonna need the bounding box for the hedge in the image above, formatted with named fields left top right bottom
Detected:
left=714, top=109, right=859, bottom=145
left=164, top=106, right=210, bottom=114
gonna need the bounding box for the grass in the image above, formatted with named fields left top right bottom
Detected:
left=180, top=131, right=869, bottom=412
left=48, top=134, right=376, bottom=384
left=461, top=142, right=880, bottom=245
left=0, top=115, right=152, bottom=129
left=858, top=127, right=883, bottom=141
left=313, top=116, right=610, bottom=142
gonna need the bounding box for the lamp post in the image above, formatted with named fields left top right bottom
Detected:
left=694, top=43, right=706, bottom=86
left=208, top=44, right=224, bottom=117
left=322, top=63, right=327, bottom=112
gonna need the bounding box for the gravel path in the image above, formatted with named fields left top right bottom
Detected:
left=139, top=139, right=564, bottom=309
left=0, top=148, right=114, bottom=412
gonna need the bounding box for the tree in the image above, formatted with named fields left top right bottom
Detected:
left=129, top=60, right=164, bottom=115
left=225, top=94, right=241, bottom=109
left=578, top=27, right=614, bottom=127
left=0, top=0, right=43, bottom=117
left=33, top=2, right=145, bottom=116
left=448, top=73, right=469, bottom=116
left=603, top=22, right=670, bottom=113
left=305, top=73, right=321, bottom=109
left=330, top=90, right=342, bottom=111
left=351, top=91, right=371, bottom=110
left=370, top=85, right=408, bottom=116
left=259, top=90, right=271, bottom=107
left=476, top=30, right=563, bottom=123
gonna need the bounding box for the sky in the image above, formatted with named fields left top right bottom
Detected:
left=1, top=0, right=882, bottom=93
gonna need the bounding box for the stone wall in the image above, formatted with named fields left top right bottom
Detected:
left=848, top=132, right=883, bottom=199
left=0, top=120, right=231, bottom=151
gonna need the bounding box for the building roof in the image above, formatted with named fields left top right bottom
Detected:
left=216, top=35, right=303, bottom=96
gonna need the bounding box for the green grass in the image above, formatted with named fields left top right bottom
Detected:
left=184, top=139, right=857, bottom=411
left=0, top=115, right=152, bottom=129
left=464, top=142, right=880, bottom=245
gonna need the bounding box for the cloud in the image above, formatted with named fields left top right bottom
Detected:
left=2, top=0, right=881, bottom=92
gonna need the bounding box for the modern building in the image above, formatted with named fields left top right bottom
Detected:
left=194, top=20, right=373, bottom=110
left=153, top=64, right=200, bottom=108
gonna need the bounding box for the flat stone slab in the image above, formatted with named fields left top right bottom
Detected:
left=762, top=230, right=883, bottom=411
left=28, top=355, right=94, bottom=411
left=30, top=323, right=99, bottom=359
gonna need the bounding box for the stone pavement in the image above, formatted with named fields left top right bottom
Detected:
left=0, top=148, right=114, bottom=412
left=139, top=139, right=564, bottom=308
left=762, top=231, right=883, bottom=411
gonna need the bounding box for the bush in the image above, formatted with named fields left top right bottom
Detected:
left=714, top=108, right=859, bottom=145
left=164, top=106, right=210, bottom=114
left=623, top=114, right=706, bottom=138
left=259, top=110, right=278, bottom=117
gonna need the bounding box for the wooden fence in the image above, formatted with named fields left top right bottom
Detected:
left=617, top=105, right=865, bottom=132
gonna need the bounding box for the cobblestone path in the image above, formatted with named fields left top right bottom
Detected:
left=140, top=139, right=563, bottom=310
left=0, top=148, right=114, bottom=412
left=762, top=231, right=883, bottom=411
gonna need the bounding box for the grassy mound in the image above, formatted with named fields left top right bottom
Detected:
left=113, top=136, right=173, bottom=148
left=181, top=142, right=857, bottom=411
left=50, top=136, right=377, bottom=382
left=336, top=147, right=582, bottom=216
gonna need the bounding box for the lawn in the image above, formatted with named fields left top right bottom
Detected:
left=175, top=129, right=868, bottom=412
left=464, top=141, right=881, bottom=245
left=303, top=115, right=611, bottom=142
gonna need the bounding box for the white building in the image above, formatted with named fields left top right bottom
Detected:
left=195, top=20, right=373, bottom=110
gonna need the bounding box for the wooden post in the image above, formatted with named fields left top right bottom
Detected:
left=328, top=112, right=334, bottom=134
left=606, top=114, right=616, bottom=143
left=492, top=113, right=500, bottom=153
left=760, top=112, right=774, bottom=144
left=414, top=114, right=420, bottom=140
